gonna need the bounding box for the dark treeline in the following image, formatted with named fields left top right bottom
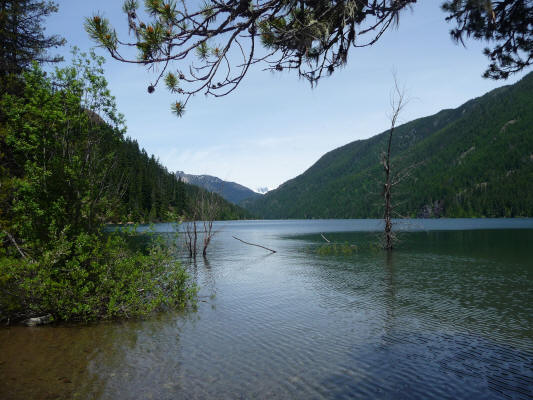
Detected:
left=115, top=138, right=186, bottom=222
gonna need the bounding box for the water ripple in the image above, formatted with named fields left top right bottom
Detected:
left=1, top=223, right=532, bottom=399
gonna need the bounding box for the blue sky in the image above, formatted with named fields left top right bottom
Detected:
left=47, top=1, right=529, bottom=191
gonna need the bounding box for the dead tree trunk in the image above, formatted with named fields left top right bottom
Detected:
left=382, top=74, right=407, bottom=251
left=192, top=219, right=198, bottom=256
left=184, top=191, right=218, bottom=258
left=184, top=219, right=198, bottom=258
left=200, top=192, right=217, bottom=257
left=202, top=218, right=214, bottom=257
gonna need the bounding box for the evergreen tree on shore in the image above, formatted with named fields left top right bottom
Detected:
left=0, top=0, right=64, bottom=78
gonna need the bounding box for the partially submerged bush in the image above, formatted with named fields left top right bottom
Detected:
left=316, top=242, right=358, bottom=256
left=0, top=230, right=196, bottom=323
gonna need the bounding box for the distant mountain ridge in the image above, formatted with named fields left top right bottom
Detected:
left=175, top=171, right=261, bottom=205
left=242, top=72, right=533, bottom=218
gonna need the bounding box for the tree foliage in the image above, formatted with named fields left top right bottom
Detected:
left=111, top=138, right=248, bottom=222
left=86, top=0, right=415, bottom=116
left=442, top=0, right=533, bottom=79
left=0, top=0, right=65, bottom=79
left=0, top=2, right=246, bottom=322
left=0, top=50, right=127, bottom=248
left=86, top=0, right=532, bottom=116
left=0, top=47, right=252, bottom=322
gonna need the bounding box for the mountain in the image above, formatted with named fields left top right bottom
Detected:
left=176, top=171, right=261, bottom=205
left=243, top=72, right=533, bottom=218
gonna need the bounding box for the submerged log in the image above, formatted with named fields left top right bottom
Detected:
left=23, top=314, right=53, bottom=327
left=232, top=236, right=276, bottom=253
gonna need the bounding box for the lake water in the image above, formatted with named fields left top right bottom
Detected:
left=1, top=219, right=532, bottom=399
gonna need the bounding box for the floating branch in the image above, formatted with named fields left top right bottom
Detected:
left=232, top=236, right=276, bottom=253
left=320, top=233, right=330, bottom=243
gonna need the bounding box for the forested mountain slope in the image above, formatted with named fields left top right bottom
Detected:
left=243, top=73, right=533, bottom=218
left=113, top=139, right=248, bottom=222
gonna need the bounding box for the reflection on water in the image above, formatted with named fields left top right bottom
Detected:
left=1, top=219, right=532, bottom=399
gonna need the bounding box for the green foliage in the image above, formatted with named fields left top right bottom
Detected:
left=244, top=72, right=533, bottom=219
left=108, top=133, right=248, bottom=223
left=85, top=15, right=118, bottom=52
left=0, top=0, right=65, bottom=79
left=195, top=42, right=209, bottom=60
left=316, top=242, right=357, bottom=256
left=0, top=230, right=196, bottom=322
left=171, top=100, right=186, bottom=117
left=1, top=51, right=124, bottom=249
left=201, top=2, right=216, bottom=22
left=0, top=51, right=209, bottom=322
left=164, top=72, right=179, bottom=92
left=0, top=48, right=245, bottom=228
left=442, top=0, right=532, bottom=79
left=85, top=0, right=418, bottom=116
left=123, top=0, right=139, bottom=13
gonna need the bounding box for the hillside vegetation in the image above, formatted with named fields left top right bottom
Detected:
left=112, top=140, right=249, bottom=222
left=244, top=73, right=533, bottom=218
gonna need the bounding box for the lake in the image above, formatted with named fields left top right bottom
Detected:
left=1, top=219, right=532, bottom=399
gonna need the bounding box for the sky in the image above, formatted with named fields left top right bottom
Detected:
left=47, top=1, right=530, bottom=192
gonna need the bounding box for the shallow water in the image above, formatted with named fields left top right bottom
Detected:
left=1, top=219, right=532, bottom=399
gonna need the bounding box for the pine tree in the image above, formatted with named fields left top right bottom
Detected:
left=0, top=0, right=64, bottom=79
left=86, top=0, right=531, bottom=116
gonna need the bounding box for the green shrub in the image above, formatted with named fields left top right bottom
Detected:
left=0, top=230, right=196, bottom=322
left=316, top=242, right=358, bottom=256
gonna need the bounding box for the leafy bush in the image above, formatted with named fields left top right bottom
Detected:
left=316, top=242, right=358, bottom=256
left=0, top=230, right=196, bottom=322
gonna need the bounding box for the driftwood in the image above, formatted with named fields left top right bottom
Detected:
left=320, top=233, right=330, bottom=243
left=23, top=314, right=53, bottom=327
left=232, top=236, right=276, bottom=253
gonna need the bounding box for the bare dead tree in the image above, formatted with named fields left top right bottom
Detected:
left=184, top=217, right=198, bottom=257
left=199, top=192, right=219, bottom=256
left=183, top=190, right=219, bottom=258
left=381, top=73, right=408, bottom=251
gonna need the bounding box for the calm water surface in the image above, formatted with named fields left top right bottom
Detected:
left=1, top=219, right=532, bottom=399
